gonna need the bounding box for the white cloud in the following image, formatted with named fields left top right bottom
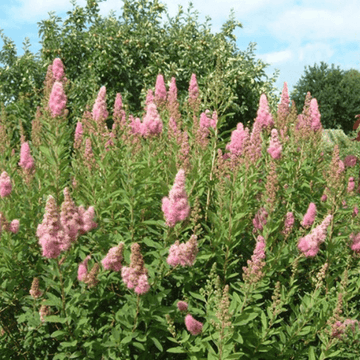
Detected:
left=260, top=49, right=293, bottom=64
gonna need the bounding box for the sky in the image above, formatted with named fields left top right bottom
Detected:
left=1, top=0, right=360, bottom=97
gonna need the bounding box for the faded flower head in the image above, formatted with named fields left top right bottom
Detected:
left=101, top=243, right=124, bottom=272
left=0, top=171, right=12, bottom=198
left=177, top=301, right=188, bottom=311
left=29, top=277, right=43, bottom=299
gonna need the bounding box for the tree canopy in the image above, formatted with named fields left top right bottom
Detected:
left=291, top=62, right=360, bottom=135
left=0, top=0, right=279, bottom=142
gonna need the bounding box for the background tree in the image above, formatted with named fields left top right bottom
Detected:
left=291, top=62, right=360, bottom=135
left=0, top=0, right=279, bottom=144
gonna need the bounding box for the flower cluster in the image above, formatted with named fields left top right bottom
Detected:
left=301, top=202, right=317, bottom=228
left=331, top=319, right=359, bottom=339
left=0, top=171, right=12, bottom=198
left=29, top=277, right=43, bottom=299
left=185, top=314, right=203, bottom=335
left=78, top=255, right=91, bottom=281
left=49, top=81, right=67, bottom=118
left=155, top=74, right=167, bottom=107
left=141, top=102, right=163, bottom=137
left=102, top=243, right=124, bottom=271
left=253, top=207, right=268, bottom=233
left=121, top=243, right=150, bottom=295
left=167, top=235, right=198, bottom=267
left=19, top=142, right=35, bottom=170
left=37, top=190, right=97, bottom=259
left=242, top=235, right=266, bottom=284
left=0, top=212, right=20, bottom=235
left=267, top=128, right=282, bottom=159
left=297, top=214, right=333, bottom=257
left=162, top=169, right=190, bottom=227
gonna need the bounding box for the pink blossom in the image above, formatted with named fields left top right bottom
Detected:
left=253, top=207, right=268, bottom=232
left=78, top=255, right=91, bottom=281
left=92, top=86, right=109, bottom=123
left=321, top=194, right=327, bottom=202
left=226, top=123, right=250, bottom=157
left=162, top=169, right=190, bottom=227
left=177, top=301, right=188, bottom=311
left=49, top=81, right=67, bottom=118
left=255, top=94, right=274, bottom=130
left=188, top=74, right=199, bottom=101
left=155, top=74, right=167, bottom=105
left=277, top=82, right=290, bottom=118
left=282, top=212, right=294, bottom=237
left=185, top=314, right=203, bottom=335
left=78, top=205, right=97, bottom=234
left=0, top=171, right=12, bottom=197
left=74, top=122, right=83, bottom=150
left=245, top=120, right=263, bottom=165
left=332, top=319, right=359, bottom=339
left=113, top=93, right=126, bottom=131
left=242, top=235, right=266, bottom=283
left=298, top=214, right=333, bottom=257
left=301, top=203, right=316, bottom=228
left=142, top=103, right=163, bottom=137
left=8, top=219, right=20, bottom=234
left=267, top=128, right=282, bottom=159
left=167, top=235, right=198, bottom=267
left=129, top=115, right=143, bottom=135
left=347, top=177, right=355, bottom=193
left=350, top=233, right=360, bottom=253
left=101, top=243, right=124, bottom=271
left=168, top=77, right=178, bottom=104
left=310, top=98, right=322, bottom=132
left=18, top=142, right=35, bottom=170
left=145, top=89, right=154, bottom=111
left=353, top=206, right=359, bottom=217
left=52, top=58, right=65, bottom=81
left=134, top=274, right=150, bottom=295
left=344, top=155, right=357, bottom=168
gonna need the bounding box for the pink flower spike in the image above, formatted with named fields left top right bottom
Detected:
left=189, top=74, right=199, bottom=101
left=52, top=58, right=65, bottom=81
left=168, top=77, right=178, bottom=103
left=185, top=314, right=203, bottom=335
left=101, top=243, right=124, bottom=272
left=49, top=81, right=67, bottom=118
left=162, top=169, right=190, bottom=227
left=0, top=171, right=12, bottom=197
left=347, top=177, right=355, bottom=193
left=177, top=301, right=188, bottom=311
left=267, top=128, right=282, bottom=159
left=255, top=94, right=274, bottom=130
left=142, top=103, right=163, bottom=137
left=310, top=98, right=322, bottom=132
left=155, top=74, right=167, bottom=105
left=92, top=86, right=109, bottom=123
left=145, top=89, right=154, bottom=111
left=19, top=142, right=35, bottom=170
left=301, top=203, right=316, bottom=228
left=134, top=274, right=150, bottom=295
left=9, top=219, right=20, bottom=234
left=78, top=255, right=91, bottom=281
left=226, top=122, right=250, bottom=157
left=277, top=82, right=290, bottom=118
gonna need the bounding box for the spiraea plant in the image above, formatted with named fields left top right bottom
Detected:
left=1, top=55, right=360, bottom=360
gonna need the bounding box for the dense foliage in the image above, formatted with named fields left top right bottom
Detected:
left=0, top=0, right=279, bottom=144
left=291, top=62, right=360, bottom=135
left=1, top=56, right=360, bottom=358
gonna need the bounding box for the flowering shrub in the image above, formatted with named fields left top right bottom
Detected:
left=1, top=59, right=360, bottom=360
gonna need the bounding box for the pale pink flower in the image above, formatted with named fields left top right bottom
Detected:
left=245, top=120, right=263, bottom=165
left=301, top=203, right=316, bottom=228
left=226, top=123, right=250, bottom=157
left=255, top=94, right=274, bottom=130
left=282, top=212, right=294, bottom=237
left=78, top=255, right=91, bottom=281
left=321, top=194, right=327, bottom=202
left=253, top=207, right=268, bottom=232
left=353, top=206, right=359, bottom=217
left=74, top=122, right=83, bottom=149
left=332, top=319, right=359, bottom=339
left=243, top=235, right=266, bottom=283
left=145, top=89, right=154, bottom=111
left=185, top=314, right=203, bottom=335
left=8, top=219, right=20, bottom=234
left=310, top=98, right=322, bottom=132
left=177, top=301, right=188, bottom=311
left=134, top=274, right=150, bottom=295
left=347, top=177, right=355, bottom=193
left=129, top=115, right=143, bottom=135
left=167, top=235, right=198, bottom=267
left=142, top=102, right=163, bottom=137
left=78, top=205, right=97, bottom=234
left=298, top=214, right=332, bottom=257
left=49, top=81, right=67, bottom=118
left=267, top=128, right=282, bottom=159
left=168, top=77, right=178, bottom=104
left=0, top=171, right=12, bottom=197
left=92, top=86, right=109, bottom=123
left=113, top=93, right=127, bottom=131
left=162, top=169, right=190, bottom=227
left=101, top=243, right=124, bottom=272
left=344, top=155, right=357, bottom=168
left=188, top=74, right=199, bottom=111
left=277, top=82, right=290, bottom=119
left=52, top=58, right=65, bottom=81
left=350, top=233, right=360, bottom=253
left=19, top=142, right=35, bottom=170
left=155, top=74, right=167, bottom=105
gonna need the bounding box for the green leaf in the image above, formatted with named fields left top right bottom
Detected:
left=151, top=337, right=163, bottom=351
left=60, top=340, right=78, bottom=348
left=167, top=346, right=186, bottom=353
left=189, top=291, right=206, bottom=302
left=44, top=315, right=67, bottom=324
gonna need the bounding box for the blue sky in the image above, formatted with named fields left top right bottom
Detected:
left=1, top=0, right=360, bottom=97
